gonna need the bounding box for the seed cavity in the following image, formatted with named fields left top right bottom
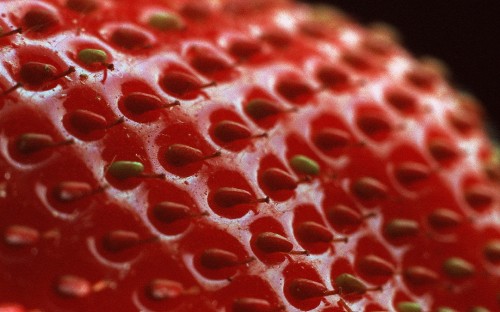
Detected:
left=4, top=225, right=40, bottom=246
left=289, top=155, right=320, bottom=176
left=146, top=279, right=184, bottom=300
left=56, top=275, right=92, bottom=298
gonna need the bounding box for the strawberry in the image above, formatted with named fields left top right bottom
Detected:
left=0, top=0, right=499, bottom=311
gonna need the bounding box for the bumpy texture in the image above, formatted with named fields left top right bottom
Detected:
left=1, top=0, right=499, bottom=311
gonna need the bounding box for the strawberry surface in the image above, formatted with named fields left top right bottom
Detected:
left=0, top=0, right=499, bottom=311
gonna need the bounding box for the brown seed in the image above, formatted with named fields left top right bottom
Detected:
left=214, top=120, right=252, bottom=143
left=261, top=168, right=297, bottom=191
left=403, top=266, right=439, bottom=286
left=385, top=219, right=419, bottom=239
left=123, top=92, right=178, bottom=115
left=327, top=204, right=364, bottom=227
left=255, top=232, right=293, bottom=254
left=353, top=177, right=388, bottom=201
left=313, top=128, right=351, bottom=150
left=357, top=254, right=394, bottom=277
left=111, top=27, right=150, bottom=50
left=69, top=109, right=109, bottom=133
left=464, top=186, right=494, bottom=210
left=166, top=144, right=204, bottom=167
left=102, top=230, right=141, bottom=253
left=394, top=162, right=431, bottom=186
left=288, top=278, right=333, bottom=300
left=232, top=297, right=273, bottom=312
left=20, top=62, right=57, bottom=85
left=213, top=187, right=254, bottom=208
left=428, top=139, right=459, bottom=163
left=153, top=201, right=191, bottom=223
left=66, top=0, right=98, bottom=13
left=427, top=208, right=462, bottom=230
left=296, top=221, right=334, bottom=243
left=200, top=248, right=244, bottom=270
left=357, top=115, right=391, bottom=138
left=245, top=99, right=282, bottom=120
left=161, top=71, right=214, bottom=97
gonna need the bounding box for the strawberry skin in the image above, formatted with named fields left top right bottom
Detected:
left=0, top=0, right=499, bottom=311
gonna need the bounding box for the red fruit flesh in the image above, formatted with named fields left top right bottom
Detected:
left=0, top=0, right=499, bottom=311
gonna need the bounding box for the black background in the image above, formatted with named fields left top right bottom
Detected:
left=301, top=1, right=500, bottom=130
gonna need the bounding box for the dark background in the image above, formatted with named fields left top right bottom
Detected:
left=302, top=1, right=500, bottom=131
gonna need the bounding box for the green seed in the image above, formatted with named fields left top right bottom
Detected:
left=108, top=161, right=144, bottom=180
left=78, top=49, right=107, bottom=65
left=443, top=257, right=475, bottom=278
left=437, top=307, right=457, bottom=312
left=148, top=12, right=183, bottom=31
left=334, top=273, right=367, bottom=294
left=289, top=155, right=320, bottom=175
left=397, top=301, right=422, bottom=312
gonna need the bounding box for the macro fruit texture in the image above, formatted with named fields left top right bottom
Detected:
left=0, top=0, right=499, bottom=311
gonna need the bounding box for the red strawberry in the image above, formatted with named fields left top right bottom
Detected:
left=0, top=0, right=499, bottom=311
